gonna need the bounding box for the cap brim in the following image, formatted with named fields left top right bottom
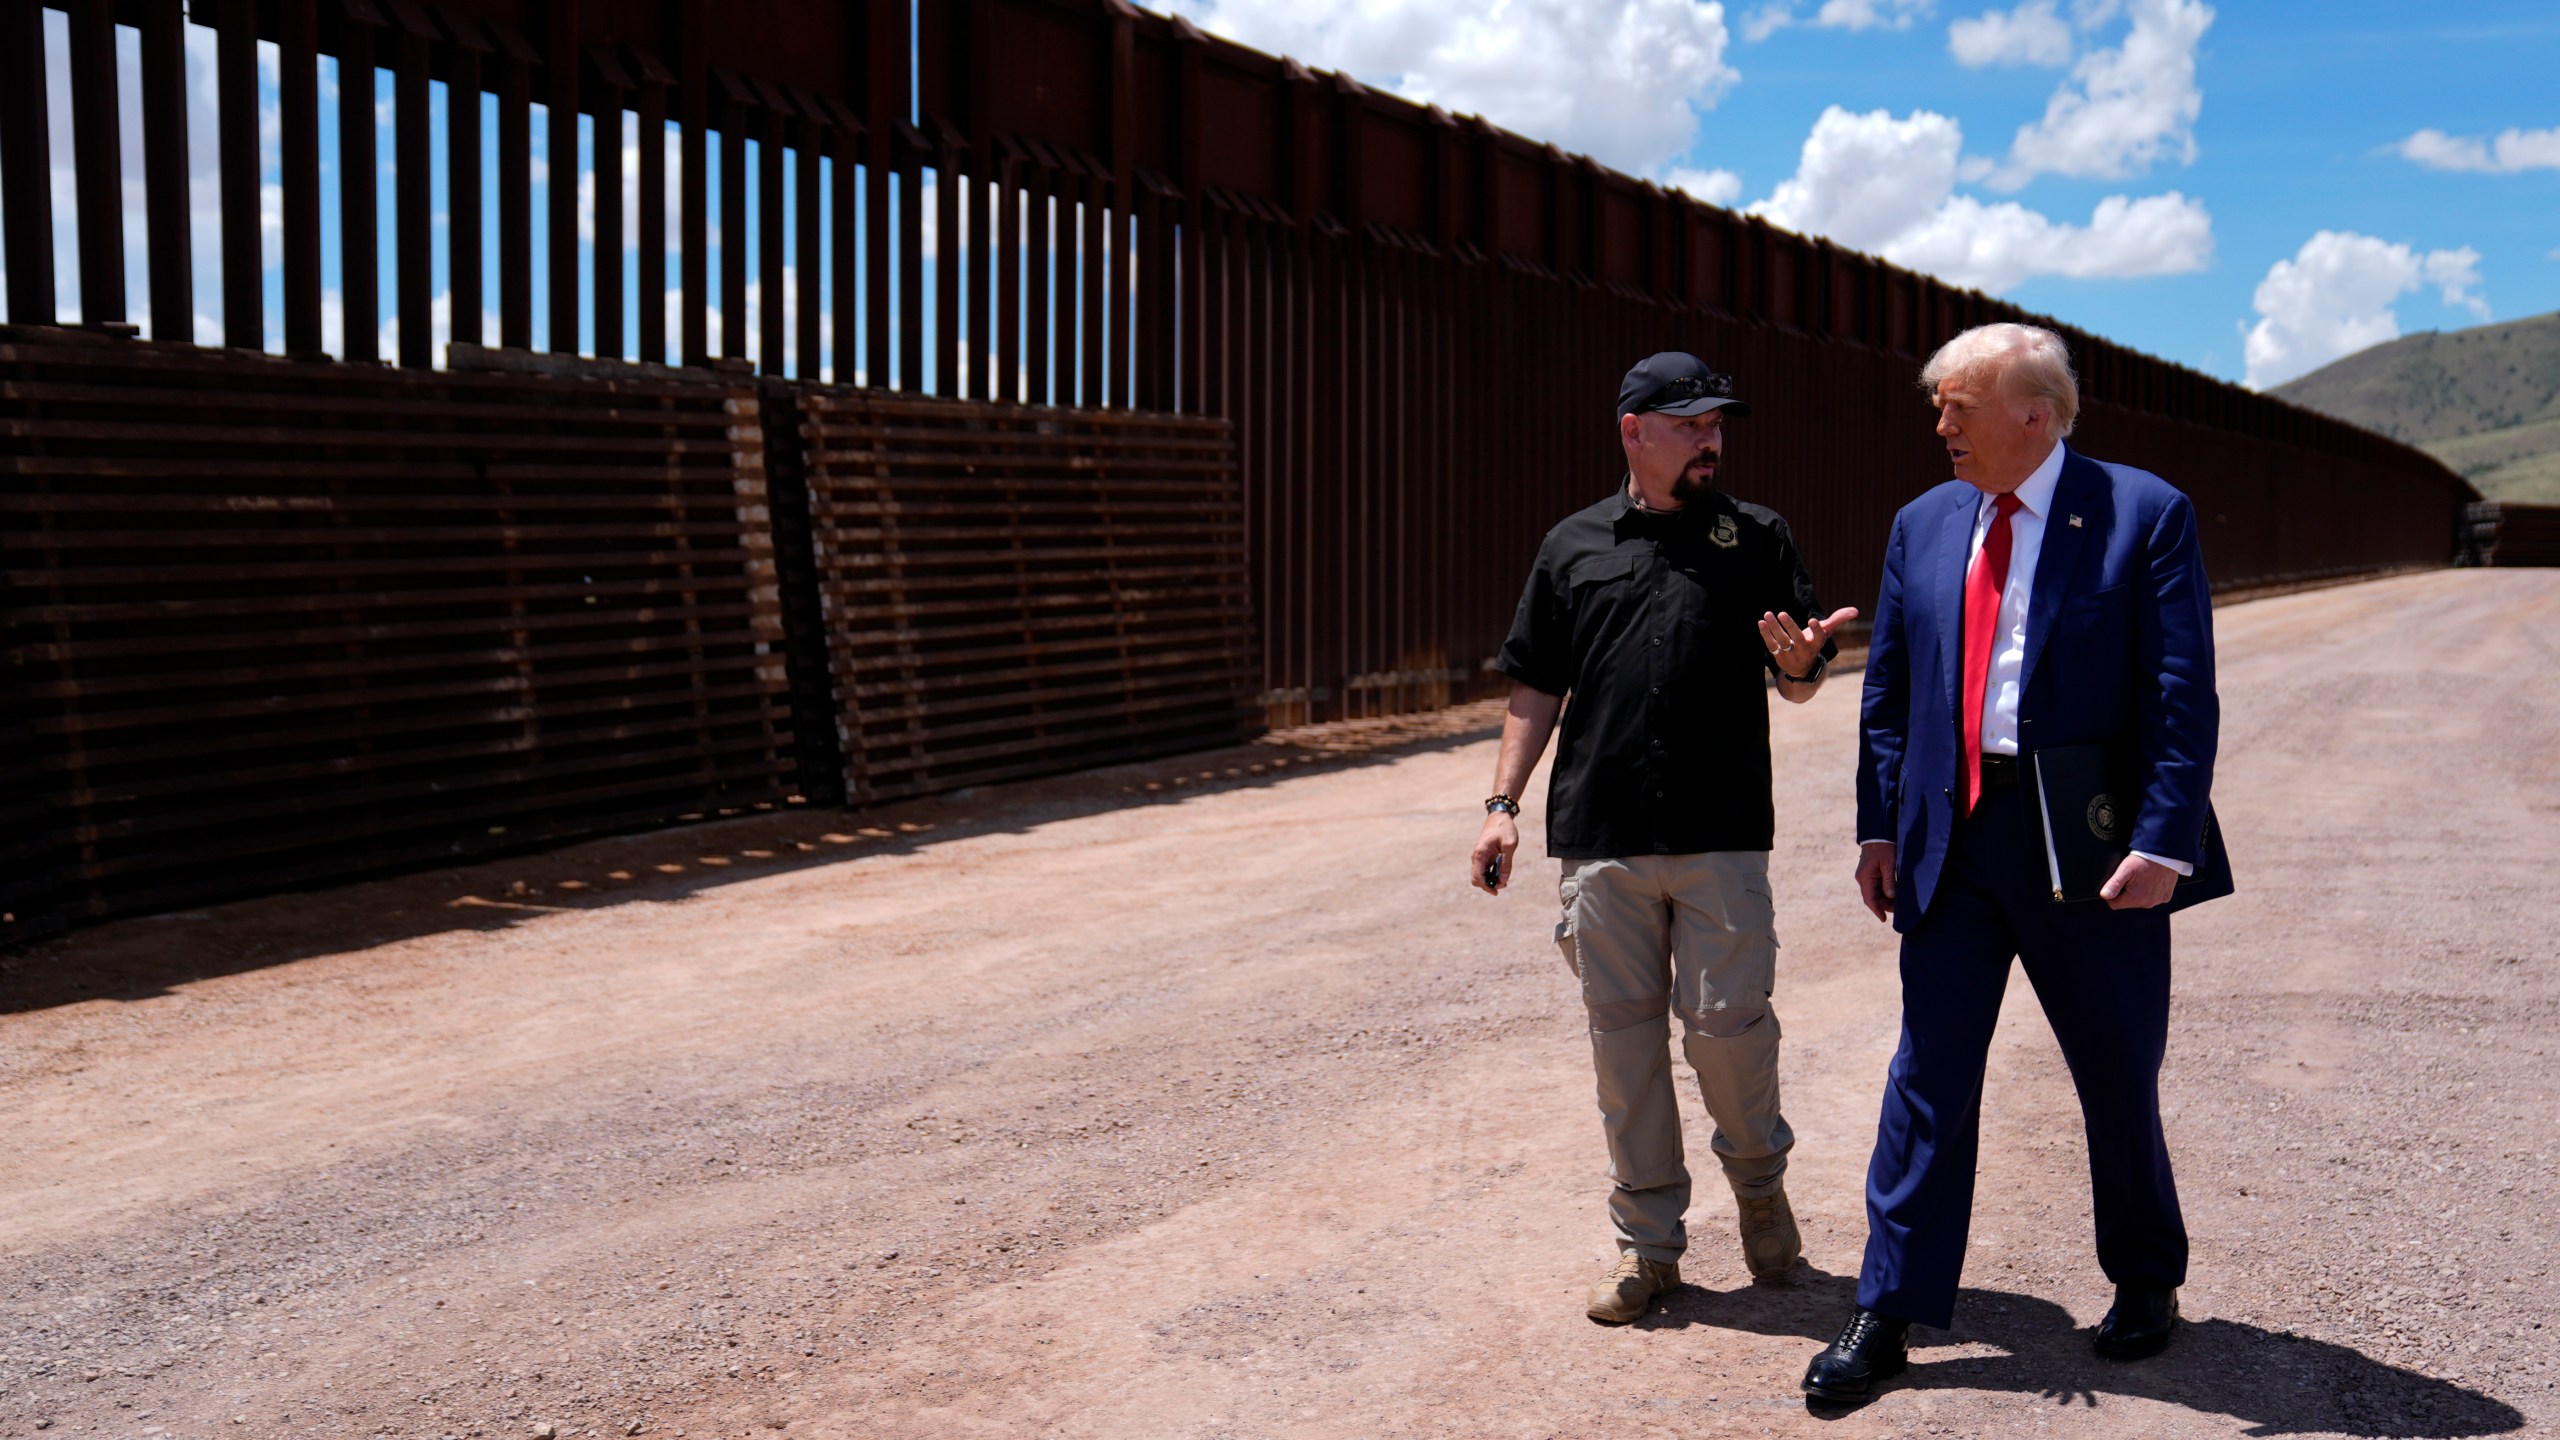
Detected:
left=1652, top=395, right=1749, bottom=417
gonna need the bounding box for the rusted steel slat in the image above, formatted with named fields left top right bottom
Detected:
left=78, top=774, right=785, bottom=910
left=444, top=21, right=484, bottom=351
left=1079, top=172, right=1105, bottom=406
left=967, top=160, right=992, bottom=401
left=826, top=608, right=1250, bottom=652
left=139, top=0, right=192, bottom=342
left=545, top=0, right=580, bottom=354
left=337, top=3, right=380, bottom=361
left=0, top=417, right=749, bottom=455
left=26, top=652, right=781, bottom=734
left=825, top=626, right=1253, bottom=673
left=65, top=0, right=122, bottom=325
left=759, top=103, right=785, bottom=373
left=0, top=369, right=746, bottom=415
left=862, top=129, right=891, bottom=389
left=0, top=0, right=53, bottom=325
left=833, top=676, right=1256, bottom=732
left=217, top=0, right=262, bottom=346
left=13, top=600, right=780, bottom=663
left=850, top=709, right=1256, bottom=780
left=828, top=118, right=858, bottom=384
left=896, top=134, right=924, bottom=390
left=497, top=37, right=533, bottom=349
left=23, top=678, right=787, bottom=773
left=994, top=150, right=1020, bottom=403
left=1025, top=162, right=1052, bottom=406
left=634, top=66, right=666, bottom=364
left=6, top=546, right=761, bottom=588
left=592, top=74, right=626, bottom=361
left=65, top=747, right=790, bottom=877
left=796, top=116, right=822, bottom=381
left=3, top=517, right=766, bottom=549
left=393, top=12, right=433, bottom=367
left=932, top=133, right=958, bottom=396
left=720, top=98, right=747, bottom=359
left=278, top=0, right=323, bottom=354
left=33, top=710, right=791, bottom=814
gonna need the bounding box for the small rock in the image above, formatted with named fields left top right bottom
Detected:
left=532, top=1424, right=557, bottom=1439
left=626, top=1423, right=645, bottom=1436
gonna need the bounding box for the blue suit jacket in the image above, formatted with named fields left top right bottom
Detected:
left=1856, top=447, right=2220, bottom=932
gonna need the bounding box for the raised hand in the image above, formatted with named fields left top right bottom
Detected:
left=1758, top=606, right=1860, bottom=679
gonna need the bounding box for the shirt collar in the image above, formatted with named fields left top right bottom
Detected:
left=2012, top=441, right=2065, bottom=519
left=1616, top=473, right=1725, bottom=524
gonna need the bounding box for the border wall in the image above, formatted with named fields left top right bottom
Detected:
left=0, top=0, right=2479, bottom=945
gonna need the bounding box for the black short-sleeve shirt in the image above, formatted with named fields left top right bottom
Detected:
left=1495, top=482, right=1835, bottom=860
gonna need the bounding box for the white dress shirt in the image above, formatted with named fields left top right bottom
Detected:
left=1968, top=441, right=2063, bottom=762
left=1859, top=443, right=2189, bottom=877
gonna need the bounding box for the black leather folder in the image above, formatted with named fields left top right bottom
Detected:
left=2026, top=743, right=2234, bottom=910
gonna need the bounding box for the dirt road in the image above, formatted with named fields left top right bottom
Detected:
left=4, top=568, right=2555, bottom=1440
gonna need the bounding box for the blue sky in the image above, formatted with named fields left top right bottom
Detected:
left=1169, top=0, right=2560, bottom=389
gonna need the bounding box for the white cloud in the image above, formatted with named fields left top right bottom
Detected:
left=2392, top=126, right=2560, bottom=175
left=1948, top=0, right=2073, bottom=66
left=1745, top=0, right=1932, bottom=41
left=1755, top=107, right=1963, bottom=252
left=1748, top=104, right=2209, bottom=293
left=1890, top=190, right=2211, bottom=292
left=2241, top=230, right=2489, bottom=390
left=1161, top=0, right=1737, bottom=178
left=1663, top=166, right=1744, bottom=207
left=1985, top=0, right=2209, bottom=189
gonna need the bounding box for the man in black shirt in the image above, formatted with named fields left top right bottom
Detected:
left=1469, top=352, right=1856, bottom=1323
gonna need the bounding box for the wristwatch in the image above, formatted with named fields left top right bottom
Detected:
left=1484, top=794, right=1521, bottom=816
left=1780, top=652, right=1828, bottom=684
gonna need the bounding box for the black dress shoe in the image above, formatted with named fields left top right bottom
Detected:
left=2092, top=1283, right=2179, bottom=1359
left=1802, top=1307, right=1910, bottom=1403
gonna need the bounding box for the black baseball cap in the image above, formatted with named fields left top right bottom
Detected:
left=1617, top=351, right=1750, bottom=419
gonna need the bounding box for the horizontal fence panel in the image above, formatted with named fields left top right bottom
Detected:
left=800, top=390, right=1259, bottom=805
left=0, top=326, right=794, bottom=929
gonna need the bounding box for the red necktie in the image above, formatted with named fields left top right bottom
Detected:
left=1960, top=491, right=2024, bottom=816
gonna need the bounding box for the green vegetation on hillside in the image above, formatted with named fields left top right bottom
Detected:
left=2271, top=311, right=2560, bottom=503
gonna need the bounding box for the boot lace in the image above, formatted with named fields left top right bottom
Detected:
left=1608, top=1252, right=1656, bottom=1282
left=1835, top=1309, right=1886, bottom=1352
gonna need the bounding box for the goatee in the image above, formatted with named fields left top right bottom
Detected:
left=1671, top=465, right=1715, bottom=504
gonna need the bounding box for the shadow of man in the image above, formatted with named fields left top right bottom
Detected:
left=1636, top=1265, right=2525, bottom=1437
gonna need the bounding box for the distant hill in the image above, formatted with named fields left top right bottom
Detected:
left=2271, top=310, right=2560, bottom=504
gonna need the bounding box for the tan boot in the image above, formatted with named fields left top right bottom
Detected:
left=1585, top=1251, right=1680, bottom=1323
left=1737, top=1186, right=1802, bottom=1281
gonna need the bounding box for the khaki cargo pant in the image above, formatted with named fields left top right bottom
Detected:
left=1556, top=852, right=1793, bottom=1264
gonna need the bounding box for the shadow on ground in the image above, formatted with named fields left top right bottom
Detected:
left=1638, top=1265, right=2525, bottom=1437
left=0, top=704, right=1506, bottom=1014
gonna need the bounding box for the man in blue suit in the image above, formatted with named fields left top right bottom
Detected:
left=1802, top=323, right=2223, bottom=1403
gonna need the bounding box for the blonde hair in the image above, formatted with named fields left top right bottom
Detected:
left=1920, top=323, right=2079, bottom=438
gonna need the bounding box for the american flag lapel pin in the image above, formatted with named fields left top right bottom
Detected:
left=2068, top=514, right=2084, bottom=528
